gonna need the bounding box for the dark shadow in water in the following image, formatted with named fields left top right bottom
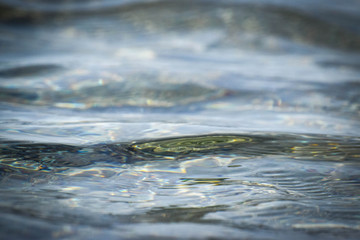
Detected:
left=0, top=64, right=63, bottom=78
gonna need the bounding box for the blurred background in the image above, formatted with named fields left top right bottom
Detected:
left=0, top=0, right=359, bottom=143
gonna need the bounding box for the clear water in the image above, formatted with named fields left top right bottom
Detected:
left=0, top=0, right=360, bottom=239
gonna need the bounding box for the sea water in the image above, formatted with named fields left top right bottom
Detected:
left=0, top=0, right=360, bottom=239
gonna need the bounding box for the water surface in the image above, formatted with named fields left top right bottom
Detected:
left=0, top=0, right=360, bottom=239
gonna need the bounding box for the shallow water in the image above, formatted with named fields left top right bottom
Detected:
left=1, top=0, right=360, bottom=239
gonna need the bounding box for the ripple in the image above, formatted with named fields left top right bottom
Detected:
left=1, top=132, right=359, bottom=239
left=0, top=79, right=228, bottom=109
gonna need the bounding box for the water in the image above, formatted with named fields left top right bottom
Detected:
left=0, top=0, right=360, bottom=239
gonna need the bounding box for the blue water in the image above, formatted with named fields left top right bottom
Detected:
left=0, top=0, right=360, bottom=239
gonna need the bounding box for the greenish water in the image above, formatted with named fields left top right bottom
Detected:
left=1, top=0, right=360, bottom=239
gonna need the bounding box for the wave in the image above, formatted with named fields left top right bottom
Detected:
left=1, top=133, right=359, bottom=174
left=1, top=0, right=360, bottom=51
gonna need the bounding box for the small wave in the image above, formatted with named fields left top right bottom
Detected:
left=0, top=79, right=229, bottom=109
left=1, top=133, right=359, bottom=174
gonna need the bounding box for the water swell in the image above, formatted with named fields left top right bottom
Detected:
left=1, top=0, right=360, bottom=51
left=1, top=133, right=359, bottom=174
